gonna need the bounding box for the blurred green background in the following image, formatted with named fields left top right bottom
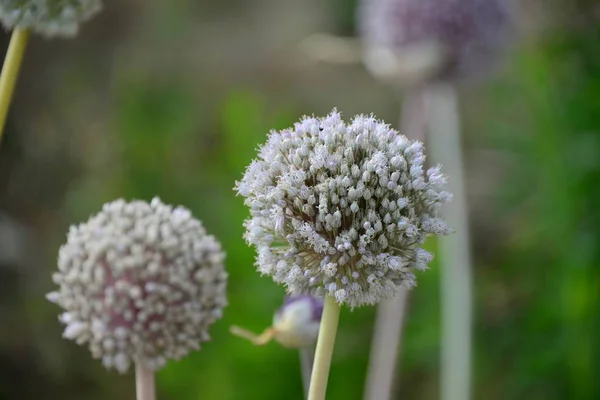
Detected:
left=0, top=0, right=598, bottom=399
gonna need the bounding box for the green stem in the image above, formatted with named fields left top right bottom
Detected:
left=0, top=28, right=30, bottom=144
left=307, top=295, right=341, bottom=400
left=135, top=364, right=156, bottom=400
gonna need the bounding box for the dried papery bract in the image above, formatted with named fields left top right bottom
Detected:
left=236, top=110, right=451, bottom=399
left=0, top=0, right=103, bottom=145
left=47, top=198, right=227, bottom=399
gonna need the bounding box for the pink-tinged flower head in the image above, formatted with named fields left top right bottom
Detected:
left=47, top=198, right=228, bottom=373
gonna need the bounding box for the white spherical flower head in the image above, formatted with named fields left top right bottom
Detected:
left=236, top=110, right=452, bottom=308
left=0, top=0, right=102, bottom=38
left=46, top=198, right=228, bottom=373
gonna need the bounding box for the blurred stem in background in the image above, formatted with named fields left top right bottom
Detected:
left=308, top=296, right=341, bottom=400
left=0, top=28, right=29, bottom=144
left=424, top=84, right=472, bottom=400
left=364, top=290, right=408, bottom=400
left=355, top=0, right=512, bottom=395
left=364, top=87, right=428, bottom=400
left=300, top=345, right=316, bottom=399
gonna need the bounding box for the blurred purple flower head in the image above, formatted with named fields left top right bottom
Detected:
left=358, top=0, right=513, bottom=83
left=47, top=198, right=228, bottom=373
left=0, top=0, right=103, bottom=38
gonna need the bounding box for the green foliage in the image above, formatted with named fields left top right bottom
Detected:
left=29, top=1, right=600, bottom=399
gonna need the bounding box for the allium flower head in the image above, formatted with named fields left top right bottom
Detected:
left=46, top=198, right=228, bottom=373
left=358, top=0, right=513, bottom=83
left=0, top=0, right=103, bottom=38
left=236, top=110, right=452, bottom=307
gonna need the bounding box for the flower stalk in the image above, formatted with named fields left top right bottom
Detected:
left=307, top=296, right=341, bottom=400
left=424, top=84, right=473, bottom=400
left=364, top=87, right=429, bottom=400
left=0, top=28, right=29, bottom=144
left=364, top=289, right=408, bottom=400
left=299, top=345, right=315, bottom=399
left=135, top=364, right=156, bottom=400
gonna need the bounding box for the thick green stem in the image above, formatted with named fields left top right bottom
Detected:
left=0, top=28, right=29, bottom=144
left=307, top=295, right=341, bottom=400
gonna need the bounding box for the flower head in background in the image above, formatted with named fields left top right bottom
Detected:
left=230, top=294, right=323, bottom=348
left=358, top=0, right=513, bottom=83
left=0, top=0, right=103, bottom=37
left=47, top=198, right=228, bottom=373
left=236, top=110, right=452, bottom=307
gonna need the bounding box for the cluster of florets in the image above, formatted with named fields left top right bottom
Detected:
left=0, top=0, right=102, bottom=37
left=47, top=198, right=228, bottom=373
left=358, top=0, right=512, bottom=82
left=236, top=110, right=452, bottom=308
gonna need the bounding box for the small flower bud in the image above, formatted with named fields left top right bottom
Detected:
left=272, top=295, right=323, bottom=348
left=230, top=295, right=323, bottom=349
